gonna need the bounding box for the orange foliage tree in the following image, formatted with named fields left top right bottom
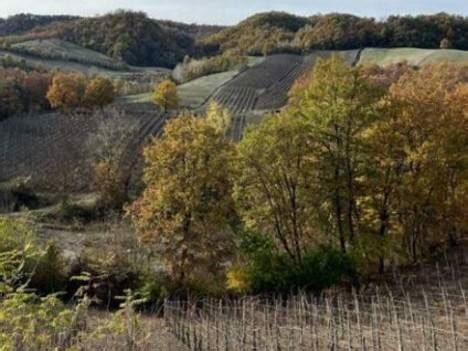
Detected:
left=83, top=76, right=116, bottom=108
left=46, top=73, right=86, bottom=111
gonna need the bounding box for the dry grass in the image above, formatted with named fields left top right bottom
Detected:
left=359, top=48, right=468, bottom=66
left=164, top=247, right=468, bottom=350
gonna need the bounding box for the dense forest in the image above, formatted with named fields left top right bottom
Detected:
left=202, top=12, right=468, bottom=55
left=0, top=11, right=221, bottom=67
left=0, top=14, right=78, bottom=36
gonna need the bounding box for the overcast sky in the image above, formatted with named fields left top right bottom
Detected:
left=1, top=0, right=467, bottom=25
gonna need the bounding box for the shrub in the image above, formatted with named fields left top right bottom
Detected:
left=0, top=218, right=67, bottom=295
left=173, top=54, right=247, bottom=83
left=152, top=79, right=178, bottom=111
left=29, top=243, right=67, bottom=294
left=230, top=232, right=357, bottom=295
left=55, top=199, right=99, bottom=224
left=68, top=248, right=141, bottom=308
left=136, top=272, right=170, bottom=308
left=93, top=160, right=126, bottom=211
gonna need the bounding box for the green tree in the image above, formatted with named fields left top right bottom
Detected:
left=289, top=56, right=383, bottom=253
left=234, top=113, right=320, bottom=265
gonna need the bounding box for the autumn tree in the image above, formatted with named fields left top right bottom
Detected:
left=364, top=64, right=468, bottom=265
left=87, top=108, right=138, bottom=209
left=46, top=73, right=86, bottom=111
left=288, top=56, right=383, bottom=253
left=234, top=112, right=321, bottom=265
left=205, top=101, right=231, bottom=136
left=83, top=76, right=116, bottom=108
left=153, top=79, right=178, bottom=112
left=129, top=109, right=235, bottom=290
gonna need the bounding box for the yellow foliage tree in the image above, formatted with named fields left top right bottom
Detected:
left=46, top=73, right=86, bottom=111
left=129, top=111, right=235, bottom=288
left=288, top=56, right=383, bottom=253
left=234, top=112, right=320, bottom=265
left=364, top=64, right=468, bottom=264
left=83, top=76, right=116, bottom=108
left=153, top=79, right=178, bottom=112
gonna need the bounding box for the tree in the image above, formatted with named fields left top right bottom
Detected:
left=83, top=76, right=116, bottom=108
left=364, top=64, right=468, bottom=265
left=129, top=111, right=235, bottom=289
left=440, top=38, right=452, bottom=49
left=86, top=108, right=138, bottom=209
left=289, top=56, right=383, bottom=253
left=153, top=80, right=178, bottom=112
left=205, top=101, right=231, bottom=135
left=46, top=73, right=86, bottom=111
left=234, top=112, right=320, bottom=265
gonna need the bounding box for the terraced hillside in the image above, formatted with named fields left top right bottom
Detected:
left=208, top=51, right=360, bottom=139
left=0, top=107, right=166, bottom=193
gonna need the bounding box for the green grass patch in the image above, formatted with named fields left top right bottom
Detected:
left=12, top=39, right=127, bottom=70
left=359, top=48, right=468, bottom=66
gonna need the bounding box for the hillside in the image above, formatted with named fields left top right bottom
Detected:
left=0, top=11, right=224, bottom=68
left=3, top=11, right=468, bottom=68
left=10, top=38, right=128, bottom=70
left=359, top=47, right=468, bottom=66
left=0, top=14, right=77, bottom=36
left=202, top=12, right=468, bottom=56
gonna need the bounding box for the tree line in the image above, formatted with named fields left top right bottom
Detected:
left=2, top=11, right=468, bottom=68
left=0, top=67, right=116, bottom=120
left=129, top=58, right=468, bottom=295
left=202, top=12, right=468, bottom=56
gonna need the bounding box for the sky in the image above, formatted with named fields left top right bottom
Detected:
left=1, top=0, right=467, bottom=25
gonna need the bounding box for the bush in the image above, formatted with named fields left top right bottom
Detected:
left=55, top=199, right=99, bottom=224
left=29, top=243, right=67, bottom=294
left=68, top=248, right=142, bottom=308
left=172, top=54, right=247, bottom=83
left=0, top=218, right=67, bottom=295
left=229, top=233, right=357, bottom=295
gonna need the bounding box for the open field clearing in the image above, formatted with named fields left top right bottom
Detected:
left=122, top=70, right=241, bottom=108
left=164, top=249, right=468, bottom=350
left=359, top=48, right=468, bottom=66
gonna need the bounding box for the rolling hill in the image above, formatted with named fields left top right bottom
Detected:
left=201, top=12, right=468, bottom=56
left=0, top=12, right=224, bottom=68
left=10, top=38, right=128, bottom=70
left=359, top=47, right=468, bottom=66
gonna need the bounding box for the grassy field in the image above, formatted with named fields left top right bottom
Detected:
left=359, top=48, right=468, bottom=66
left=177, top=70, right=241, bottom=108
left=121, top=70, right=241, bottom=107
left=0, top=46, right=170, bottom=77
left=11, top=39, right=127, bottom=70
